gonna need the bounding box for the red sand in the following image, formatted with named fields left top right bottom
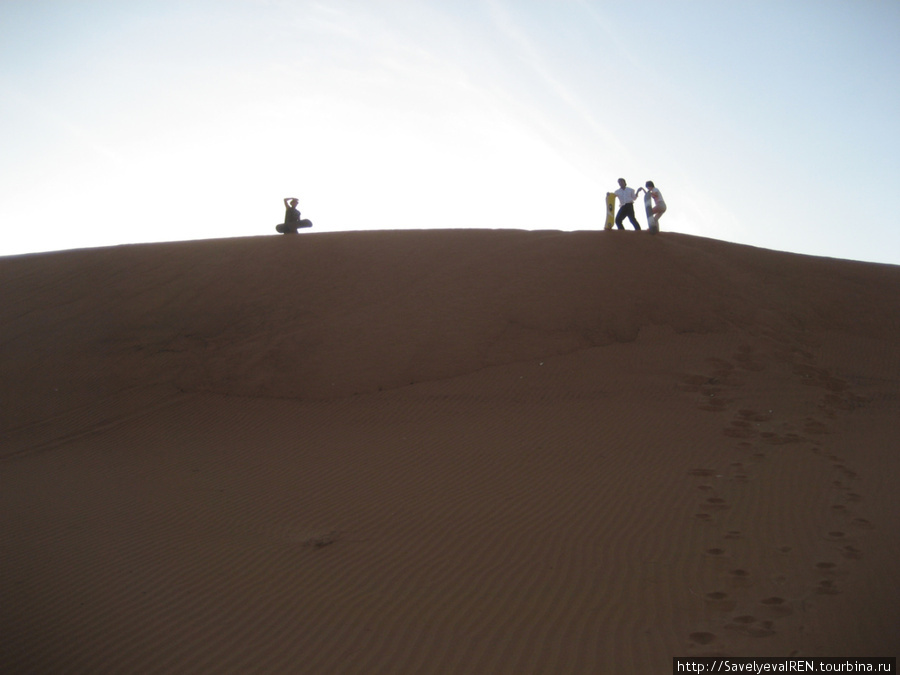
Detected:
left=2, top=230, right=898, bottom=672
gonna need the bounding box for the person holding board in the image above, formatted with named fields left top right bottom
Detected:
left=607, top=178, right=641, bottom=230
left=636, top=181, right=666, bottom=234
left=276, top=198, right=312, bottom=234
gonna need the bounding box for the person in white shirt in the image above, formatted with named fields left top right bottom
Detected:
left=607, top=178, right=641, bottom=230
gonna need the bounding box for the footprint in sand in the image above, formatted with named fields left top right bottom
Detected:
left=840, top=545, right=863, bottom=560
left=816, top=579, right=840, bottom=596
left=759, top=596, right=792, bottom=618
left=833, top=464, right=858, bottom=479
left=804, top=418, right=831, bottom=435
left=760, top=432, right=804, bottom=445
left=734, top=346, right=766, bottom=372
left=704, top=591, right=737, bottom=612
left=699, top=395, right=730, bottom=413
left=724, top=423, right=756, bottom=439
left=728, top=569, right=753, bottom=588
left=707, top=357, right=739, bottom=380
left=737, top=409, right=772, bottom=423
left=704, top=496, right=729, bottom=511
left=679, top=374, right=712, bottom=391
left=689, top=631, right=717, bottom=646
left=822, top=392, right=868, bottom=412
left=725, top=615, right=776, bottom=639
left=831, top=483, right=865, bottom=511
left=793, top=364, right=848, bottom=392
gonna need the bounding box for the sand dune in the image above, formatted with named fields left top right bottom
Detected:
left=2, top=230, right=898, bottom=672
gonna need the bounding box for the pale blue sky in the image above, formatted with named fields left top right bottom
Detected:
left=2, top=0, right=898, bottom=264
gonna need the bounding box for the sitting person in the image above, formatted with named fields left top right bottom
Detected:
left=276, top=198, right=312, bottom=234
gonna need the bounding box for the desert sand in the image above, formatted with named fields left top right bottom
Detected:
left=1, top=229, right=898, bottom=673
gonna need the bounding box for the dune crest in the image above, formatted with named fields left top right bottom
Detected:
left=3, top=231, right=897, bottom=421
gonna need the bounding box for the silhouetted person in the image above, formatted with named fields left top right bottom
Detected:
left=636, top=181, right=666, bottom=234
left=276, top=198, right=312, bottom=234
left=608, top=178, right=641, bottom=230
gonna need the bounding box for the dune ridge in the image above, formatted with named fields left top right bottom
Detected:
left=3, top=231, right=898, bottom=426
left=2, top=229, right=899, bottom=672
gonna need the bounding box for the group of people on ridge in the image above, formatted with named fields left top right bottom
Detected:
left=276, top=179, right=666, bottom=235
left=607, top=178, right=666, bottom=231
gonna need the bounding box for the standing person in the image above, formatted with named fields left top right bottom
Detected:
left=607, top=178, right=641, bottom=230
left=638, top=181, right=666, bottom=223
left=636, top=181, right=665, bottom=234
left=276, top=197, right=312, bottom=234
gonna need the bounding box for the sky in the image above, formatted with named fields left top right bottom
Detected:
left=1, top=0, right=899, bottom=265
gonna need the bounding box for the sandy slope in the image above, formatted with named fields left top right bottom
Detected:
left=1, top=230, right=899, bottom=673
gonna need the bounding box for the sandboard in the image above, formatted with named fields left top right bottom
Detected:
left=604, top=192, right=616, bottom=230
left=276, top=219, right=313, bottom=234
left=643, top=192, right=658, bottom=234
